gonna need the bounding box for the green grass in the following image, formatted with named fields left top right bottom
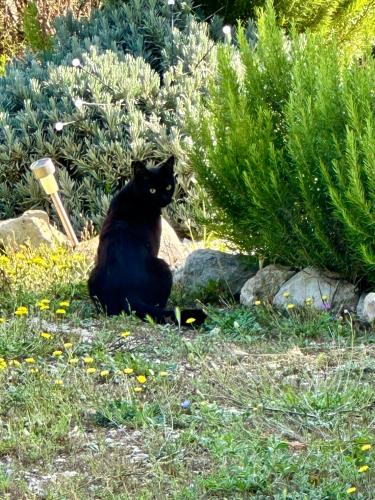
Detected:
left=0, top=246, right=374, bottom=498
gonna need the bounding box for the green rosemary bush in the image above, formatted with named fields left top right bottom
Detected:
left=198, top=1, right=375, bottom=59
left=189, top=3, right=375, bottom=287
left=196, top=1, right=261, bottom=23
left=23, top=1, right=53, bottom=53
left=0, top=0, right=214, bottom=236
left=276, top=0, right=375, bottom=59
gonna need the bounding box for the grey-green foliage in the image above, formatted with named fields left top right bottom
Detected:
left=0, top=0, right=216, bottom=235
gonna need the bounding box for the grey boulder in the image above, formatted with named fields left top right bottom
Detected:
left=174, top=249, right=257, bottom=296
left=0, top=210, right=69, bottom=249
left=240, top=264, right=296, bottom=306
left=273, top=266, right=359, bottom=312
left=357, top=292, right=375, bottom=322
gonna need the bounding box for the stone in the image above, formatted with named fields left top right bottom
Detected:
left=174, top=249, right=258, bottom=296
left=240, top=264, right=295, bottom=306
left=357, top=292, right=375, bottom=322
left=0, top=210, right=70, bottom=249
left=357, top=293, right=366, bottom=320
left=77, top=218, right=187, bottom=268
left=273, top=266, right=359, bottom=312
left=159, top=218, right=188, bottom=267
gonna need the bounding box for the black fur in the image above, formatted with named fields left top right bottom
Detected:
left=88, top=157, right=206, bottom=326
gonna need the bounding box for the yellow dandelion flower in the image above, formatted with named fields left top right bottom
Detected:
left=346, top=487, right=356, bottom=494
left=120, top=331, right=131, bottom=338
left=123, top=368, right=134, bottom=375
left=52, top=350, right=63, bottom=357
left=40, top=299, right=50, bottom=305
left=83, top=356, right=94, bottom=364
left=32, top=257, right=47, bottom=266
left=305, top=297, right=313, bottom=304
left=0, top=318, right=5, bottom=324
left=254, top=300, right=261, bottom=306
left=69, top=357, right=79, bottom=364
left=185, top=317, right=196, bottom=324
left=137, top=375, right=147, bottom=384
left=55, top=309, right=66, bottom=315
left=358, top=465, right=369, bottom=473
left=39, top=304, right=49, bottom=311
left=0, top=361, right=7, bottom=370
left=25, top=357, right=35, bottom=364
left=54, top=379, right=63, bottom=385
left=134, top=387, right=143, bottom=393
left=59, top=301, right=70, bottom=307
left=29, top=368, right=39, bottom=374
left=283, top=292, right=290, bottom=298
left=100, top=370, right=110, bottom=377
left=63, top=342, right=73, bottom=349
left=40, top=332, right=52, bottom=340
left=159, top=371, right=168, bottom=377
left=287, top=303, right=295, bottom=310
left=321, top=295, right=329, bottom=301
left=9, top=359, right=21, bottom=367
left=15, top=307, right=28, bottom=316
left=361, top=444, right=371, bottom=451
left=86, top=367, right=97, bottom=374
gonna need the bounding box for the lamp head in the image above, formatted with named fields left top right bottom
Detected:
left=223, top=25, right=232, bottom=36
left=30, top=158, right=59, bottom=195
left=30, top=157, right=55, bottom=179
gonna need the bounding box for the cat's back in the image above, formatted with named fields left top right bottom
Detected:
left=97, top=211, right=162, bottom=264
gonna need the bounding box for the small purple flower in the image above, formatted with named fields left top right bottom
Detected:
left=321, top=302, right=332, bottom=310
left=181, top=399, right=191, bottom=409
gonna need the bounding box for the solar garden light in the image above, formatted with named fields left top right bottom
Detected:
left=30, top=158, right=79, bottom=247
left=222, top=25, right=232, bottom=43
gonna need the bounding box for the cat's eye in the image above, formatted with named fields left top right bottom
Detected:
left=149, top=188, right=156, bottom=194
left=165, top=184, right=172, bottom=191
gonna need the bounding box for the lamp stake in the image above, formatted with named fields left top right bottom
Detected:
left=30, top=158, right=79, bottom=247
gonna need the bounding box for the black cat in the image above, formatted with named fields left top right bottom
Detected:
left=88, top=157, right=206, bottom=326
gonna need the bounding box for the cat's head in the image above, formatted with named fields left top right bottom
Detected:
left=131, top=156, right=175, bottom=208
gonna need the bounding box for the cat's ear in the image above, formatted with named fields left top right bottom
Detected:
left=161, top=156, right=175, bottom=175
left=132, top=160, right=147, bottom=177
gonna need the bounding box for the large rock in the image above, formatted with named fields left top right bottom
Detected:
left=240, top=264, right=295, bottom=306
left=174, top=249, right=258, bottom=296
left=273, top=266, right=359, bottom=311
left=159, top=218, right=188, bottom=267
left=0, top=210, right=69, bottom=249
left=357, top=292, right=375, bottom=322
left=77, top=218, right=187, bottom=268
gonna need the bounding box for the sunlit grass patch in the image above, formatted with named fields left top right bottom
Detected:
left=205, top=303, right=370, bottom=347
left=0, top=244, right=91, bottom=316
left=1, top=243, right=375, bottom=497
